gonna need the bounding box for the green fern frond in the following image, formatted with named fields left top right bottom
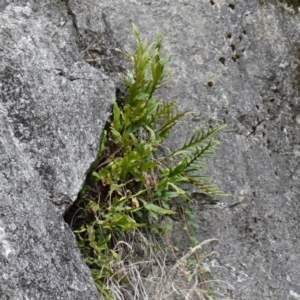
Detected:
left=74, top=25, right=228, bottom=299
left=153, top=101, right=190, bottom=141
left=120, top=24, right=168, bottom=100
left=112, top=101, right=123, bottom=132
left=156, top=110, right=190, bottom=141
left=184, top=141, right=218, bottom=173
left=184, top=174, right=226, bottom=196
left=151, top=101, right=175, bottom=125
left=167, top=158, right=188, bottom=177
left=172, top=124, right=226, bottom=157
left=97, top=130, right=107, bottom=158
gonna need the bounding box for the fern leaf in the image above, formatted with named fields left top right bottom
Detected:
left=97, top=130, right=107, bottom=158
left=185, top=174, right=225, bottom=196
left=155, top=103, right=191, bottom=141
left=151, top=101, right=175, bottom=124
left=184, top=141, right=218, bottom=173
left=112, top=102, right=122, bottom=132
left=172, top=124, right=226, bottom=157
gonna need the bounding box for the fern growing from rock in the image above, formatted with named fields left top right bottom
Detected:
left=69, top=24, right=226, bottom=299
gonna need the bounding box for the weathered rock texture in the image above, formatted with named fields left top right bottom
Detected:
left=0, top=1, right=114, bottom=299
left=1, top=0, right=300, bottom=299
left=67, top=1, right=300, bottom=298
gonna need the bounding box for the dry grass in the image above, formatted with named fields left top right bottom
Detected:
left=103, top=230, right=232, bottom=300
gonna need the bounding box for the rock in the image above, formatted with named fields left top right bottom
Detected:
left=68, top=0, right=300, bottom=299
left=1, top=0, right=300, bottom=299
left=0, top=1, right=114, bottom=299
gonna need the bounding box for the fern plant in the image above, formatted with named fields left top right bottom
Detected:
left=70, top=24, right=226, bottom=299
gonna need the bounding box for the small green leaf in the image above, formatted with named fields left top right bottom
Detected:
left=140, top=199, right=175, bottom=215
left=112, top=101, right=122, bottom=132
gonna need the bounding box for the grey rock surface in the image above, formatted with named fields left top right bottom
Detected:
left=67, top=0, right=300, bottom=299
left=1, top=0, right=300, bottom=299
left=0, top=1, right=114, bottom=299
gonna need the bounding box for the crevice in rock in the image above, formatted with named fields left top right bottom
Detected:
left=61, top=0, right=80, bottom=39
left=63, top=83, right=127, bottom=228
